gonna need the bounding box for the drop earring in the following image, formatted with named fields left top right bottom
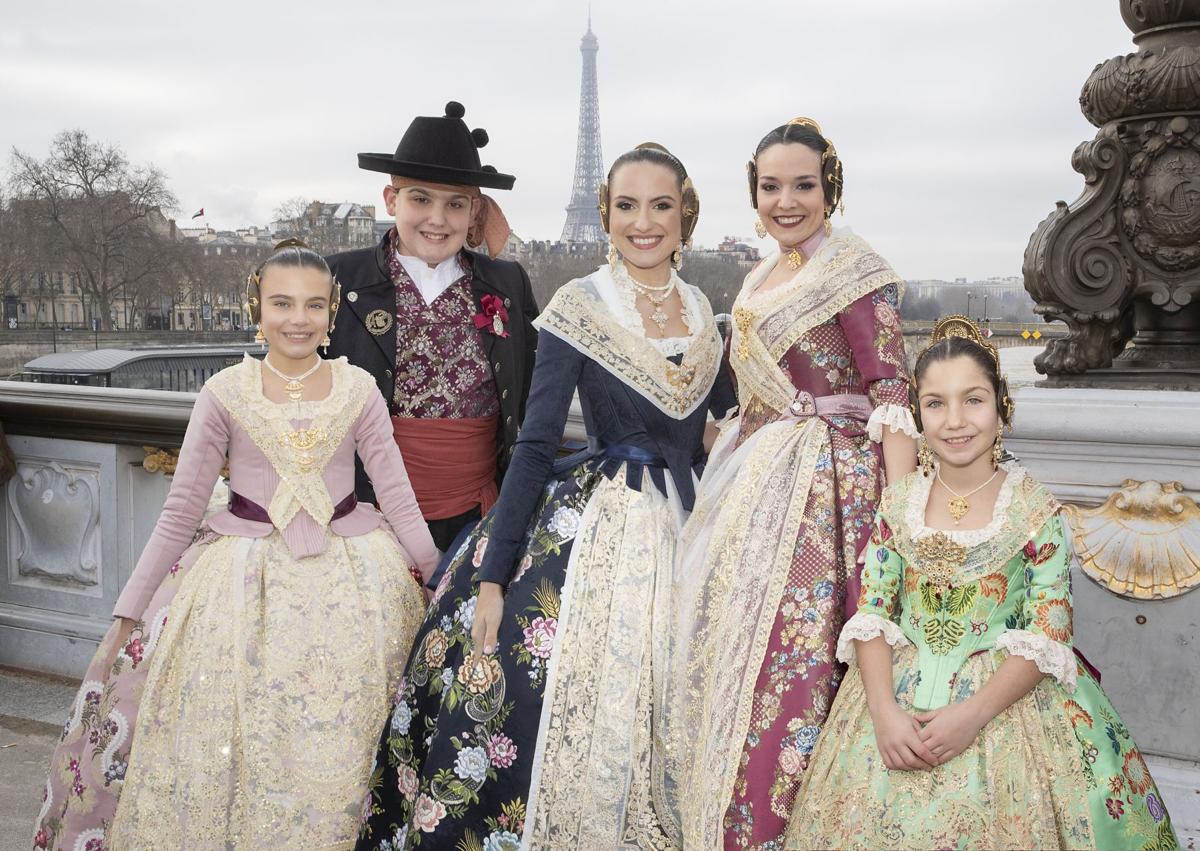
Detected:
left=254, top=325, right=265, bottom=349
left=754, top=219, right=767, bottom=238
left=992, top=427, right=1005, bottom=469
left=607, top=241, right=619, bottom=268
left=918, top=438, right=935, bottom=477
left=671, top=245, right=683, bottom=270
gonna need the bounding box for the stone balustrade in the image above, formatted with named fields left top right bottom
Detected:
left=0, top=380, right=587, bottom=678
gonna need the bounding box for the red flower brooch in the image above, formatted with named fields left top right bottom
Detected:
left=474, top=294, right=510, bottom=338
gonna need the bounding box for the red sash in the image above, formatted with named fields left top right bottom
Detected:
left=390, top=415, right=500, bottom=521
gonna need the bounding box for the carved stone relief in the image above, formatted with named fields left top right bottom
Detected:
left=6, top=460, right=101, bottom=587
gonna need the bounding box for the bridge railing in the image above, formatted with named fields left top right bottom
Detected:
left=0, top=380, right=587, bottom=677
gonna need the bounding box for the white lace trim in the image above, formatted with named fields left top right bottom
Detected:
left=867, top=404, right=918, bottom=442
left=836, top=612, right=911, bottom=664
left=907, top=461, right=1026, bottom=547
left=995, top=629, right=1077, bottom=692
left=606, top=259, right=700, bottom=357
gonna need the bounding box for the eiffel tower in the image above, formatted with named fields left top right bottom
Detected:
left=559, top=15, right=605, bottom=243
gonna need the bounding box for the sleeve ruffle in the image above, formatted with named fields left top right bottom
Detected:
left=995, top=629, right=1077, bottom=692
left=866, top=403, right=918, bottom=442
left=836, top=612, right=911, bottom=664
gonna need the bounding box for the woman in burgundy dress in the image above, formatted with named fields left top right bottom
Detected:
left=656, top=118, right=918, bottom=850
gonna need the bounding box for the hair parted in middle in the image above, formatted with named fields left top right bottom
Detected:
left=908, top=314, right=1015, bottom=432
left=244, top=238, right=341, bottom=334
left=597, top=142, right=700, bottom=245
left=747, top=116, right=845, bottom=218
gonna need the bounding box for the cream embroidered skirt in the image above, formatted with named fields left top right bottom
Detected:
left=107, top=529, right=425, bottom=850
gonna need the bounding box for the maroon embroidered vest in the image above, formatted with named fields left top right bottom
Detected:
left=387, top=248, right=500, bottom=419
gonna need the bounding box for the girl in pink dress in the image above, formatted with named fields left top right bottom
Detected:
left=33, top=241, right=438, bottom=850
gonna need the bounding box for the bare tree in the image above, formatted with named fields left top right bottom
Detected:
left=8, top=130, right=179, bottom=330
left=0, top=192, right=33, bottom=316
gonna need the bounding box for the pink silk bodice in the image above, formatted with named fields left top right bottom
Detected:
left=113, top=359, right=438, bottom=619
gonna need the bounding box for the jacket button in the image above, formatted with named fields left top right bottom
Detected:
left=494, top=361, right=502, bottom=372
left=504, top=297, right=511, bottom=307
left=501, top=388, right=509, bottom=399
left=506, top=415, right=513, bottom=425
left=385, top=369, right=393, bottom=379
left=347, top=291, right=358, bottom=302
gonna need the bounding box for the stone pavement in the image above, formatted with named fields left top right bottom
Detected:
left=0, top=667, right=77, bottom=851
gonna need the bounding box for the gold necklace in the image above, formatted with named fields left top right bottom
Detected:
left=936, top=469, right=1001, bottom=524
left=262, top=355, right=322, bottom=401
left=784, top=245, right=806, bottom=270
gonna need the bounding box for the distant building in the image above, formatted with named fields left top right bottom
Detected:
left=686, top=236, right=761, bottom=271
left=902, top=276, right=1032, bottom=323
left=273, top=201, right=378, bottom=251
left=188, top=226, right=275, bottom=259
left=4, top=205, right=178, bottom=331
left=905, top=276, right=1023, bottom=302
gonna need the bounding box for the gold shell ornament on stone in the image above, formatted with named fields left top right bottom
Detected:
left=1064, top=479, right=1200, bottom=599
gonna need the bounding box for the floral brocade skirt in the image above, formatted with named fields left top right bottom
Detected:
left=35, top=527, right=425, bottom=851
left=32, top=529, right=217, bottom=851
left=785, top=644, right=1177, bottom=851
left=357, top=458, right=681, bottom=851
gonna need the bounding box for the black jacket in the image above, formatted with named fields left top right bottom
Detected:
left=326, top=235, right=538, bottom=502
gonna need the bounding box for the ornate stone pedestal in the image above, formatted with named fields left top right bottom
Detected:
left=1024, top=1, right=1200, bottom=386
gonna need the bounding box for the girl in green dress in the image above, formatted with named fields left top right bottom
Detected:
left=786, top=316, right=1177, bottom=851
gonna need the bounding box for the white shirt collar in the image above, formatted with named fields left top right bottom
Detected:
left=395, top=251, right=465, bottom=305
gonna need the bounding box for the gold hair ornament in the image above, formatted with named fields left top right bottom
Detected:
left=916, top=314, right=1015, bottom=423
left=920, top=314, right=999, bottom=366
left=747, top=116, right=844, bottom=217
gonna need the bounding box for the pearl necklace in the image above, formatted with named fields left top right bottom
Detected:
left=262, top=355, right=322, bottom=402
left=937, top=469, right=1001, bottom=525
left=612, top=257, right=679, bottom=334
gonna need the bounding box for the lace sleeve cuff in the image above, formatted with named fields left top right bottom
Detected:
left=995, top=629, right=1078, bottom=692
left=837, top=612, right=911, bottom=664
left=867, top=404, right=918, bottom=442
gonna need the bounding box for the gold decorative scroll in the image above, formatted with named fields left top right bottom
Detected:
left=142, top=446, right=179, bottom=476
left=1065, top=479, right=1200, bottom=600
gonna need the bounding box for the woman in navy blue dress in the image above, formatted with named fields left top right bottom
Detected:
left=357, top=143, right=735, bottom=850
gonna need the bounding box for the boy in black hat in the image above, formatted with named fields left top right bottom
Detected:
left=326, top=101, right=537, bottom=551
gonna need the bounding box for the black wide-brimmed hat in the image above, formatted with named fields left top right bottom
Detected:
left=358, top=101, right=515, bottom=190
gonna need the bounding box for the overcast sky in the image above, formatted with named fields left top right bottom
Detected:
left=2, top=0, right=1135, bottom=279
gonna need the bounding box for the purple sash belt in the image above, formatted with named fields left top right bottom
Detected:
left=228, top=491, right=358, bottom=525
left=785, top=391, right=874, bottom=421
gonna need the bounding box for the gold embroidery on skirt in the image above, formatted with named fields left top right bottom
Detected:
left=784, top=646, right=1093, bottom=850
left=108, top=530, right=424, bottom=849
